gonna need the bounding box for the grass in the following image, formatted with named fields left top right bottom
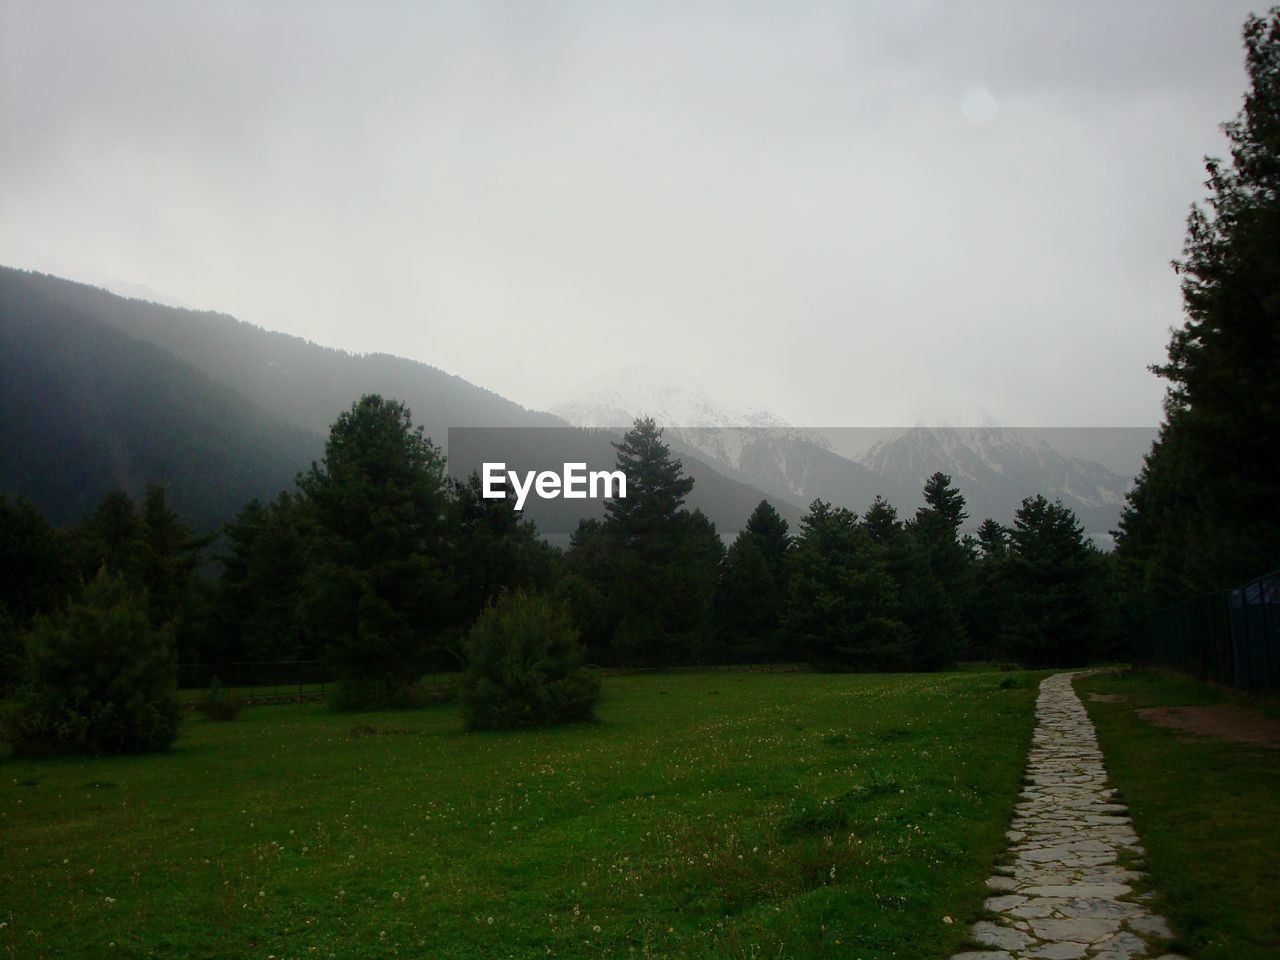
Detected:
left=1076, top=669, right=1280, bottom=960
left=1, top=670, right=1044, bottom=960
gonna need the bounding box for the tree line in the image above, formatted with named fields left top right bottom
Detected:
left=1, top=394, right=1121, bottom=720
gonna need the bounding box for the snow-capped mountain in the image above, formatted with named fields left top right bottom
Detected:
left=856, top=426, right=1134, bottom=532
left=552, top=366, right=844, bottom=502
left=553, top=368, right=1138, bottom=536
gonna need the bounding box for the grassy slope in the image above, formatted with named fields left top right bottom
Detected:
left=1076, top=670, right=1280, bottom=960
left=1, top=671, right=1042, bottom=960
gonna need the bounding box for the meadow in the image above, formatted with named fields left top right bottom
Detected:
left=1077, top=670, right=1280, bottom=960
left=1, top=671, right=1044, bottom=960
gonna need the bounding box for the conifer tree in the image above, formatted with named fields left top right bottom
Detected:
left=1118, top=8, right=1280, bottom=600
left=299, top=395, right=453, bottom=707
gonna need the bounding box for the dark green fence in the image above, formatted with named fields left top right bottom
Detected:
left=178, top=660, right=330, bottom=701
left=1135, top=569, right=1280, bottom=692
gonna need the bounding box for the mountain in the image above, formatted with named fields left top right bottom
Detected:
left=4, top=266, right=563, bottom=444
left=856, top=426, right=1134, bottom=533
left=555, top=369, right=1139, bottom=535
left=0, top=268, right=322, bottom=530
left=0, top=268, right=796, bottom=535
left=554, top=366, right=898, bottom=512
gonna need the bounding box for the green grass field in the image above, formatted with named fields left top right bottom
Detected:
left=1076, top=670, right=1280, bottom=960
left=1, top=671, right=1043, bottom=960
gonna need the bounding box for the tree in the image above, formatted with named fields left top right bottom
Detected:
left=976, top=518, right=1010, bottom=557
left=862, top=495, right=901, bottom=545
left=460, top=590, right=600, bottom=731
left=715, top=533, right=781, bottom=661
left=448, top=473, right=559, bottom=636
left=1118, top=8, right=1280, bottom=601
left=4, top=568, right=181, bottom=755
left=906, top=472, right=971, bottom=657
left=596, top=418, right=717, bottom=665
left=212, top=491, right=312, bottom=664
left=298, top=395, right=453, bottom=708
left=744, top=500, right=792, bottom=584
left=1000, top=496, right=1112, bottom=666
left=604, top=417, right=696, bottom=531
left=783, top=500, right=909, bottom=670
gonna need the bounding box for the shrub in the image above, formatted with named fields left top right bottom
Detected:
left=460, top=590, right=600, bottom=731
left=196, top=676, right=241, bottom=721
left=3, top=569, right=181, bottom=755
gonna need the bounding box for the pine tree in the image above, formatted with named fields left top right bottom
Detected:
left=744, top=500, right=792, bottom=583
left=862, top=495, right=901, bottom=545
left=715, top=533, right=781, bottom=662
left=906, top=472, right=971, bottom=657
left=599, top=418, right=712, bottom=665
left=5, top=568, right=181, bottom=755
left=460, top=590, right=600, bottom=731
left=1118, top=8, right=1280, bottom=599
left=783, top=500, right=910, bottom=670
left=213, top=491, right=312, bottom=663
left=1001, top=496, right=1111, bottom=667
left=299, top=395, right=453, bottom=707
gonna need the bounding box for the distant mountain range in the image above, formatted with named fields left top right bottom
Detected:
left=553, top=367, right=1146, bottom=535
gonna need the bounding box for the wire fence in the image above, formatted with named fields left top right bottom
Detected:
left=1134, top=569, right=1280, bottom=692
left=178, top=660, right=331, bottom=703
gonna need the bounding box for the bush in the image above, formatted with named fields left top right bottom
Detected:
left=196, top=676, right=241, bottom=721
left=460, top=590, right=600, bottom=731
left=3, top=569, right=181, bottom=755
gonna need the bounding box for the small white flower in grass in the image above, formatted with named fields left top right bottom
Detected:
left=104, top=897, right=116, bottom=904
left=487, top=916, right=494, bottom=925
left=829, top=866, right=836, bottom=880
left=592, top=925, right=601, bottom=933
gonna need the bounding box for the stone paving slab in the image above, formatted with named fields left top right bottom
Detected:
left=950, top=672, right=1183, bottom=960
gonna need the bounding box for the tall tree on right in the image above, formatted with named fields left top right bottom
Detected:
left=1117, top=9, right=1280, bottom=605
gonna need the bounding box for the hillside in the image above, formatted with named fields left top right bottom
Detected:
left=0, top=269, right=322, bottom=530
left=0, top=267, right=796, bottom=535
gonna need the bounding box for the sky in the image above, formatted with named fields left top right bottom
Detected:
left=0, top=0, right=1266, bottom=427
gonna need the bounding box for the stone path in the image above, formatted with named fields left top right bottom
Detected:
left=951, top=672, right=1185, bottom=960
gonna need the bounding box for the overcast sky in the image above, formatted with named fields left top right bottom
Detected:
left=0, top=1, right=1265, bottom=426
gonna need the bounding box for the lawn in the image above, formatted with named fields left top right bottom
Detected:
left=1076, top=669, right=1280, bottom=960
left=1, top=670, right=1043, bottom=960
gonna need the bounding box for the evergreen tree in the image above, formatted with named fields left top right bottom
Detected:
left=783, top=500, right=909, bottom=670
left=905, top=472, right=971, bottom=657
left=449, top=473, right=559, bottom=636
left=460, top=590, right=600, bottom=731
left=715, top=533, right=781, bottom=662
left=976, top=518, right=1010, bottom=557
left=0, top=494, right=73, bottom=628
left=1001, top=496, right=1111, bottom=666
left=4, top=568, right=181, bottom=755
left=72, top=489, right=145, bottom=581
left=599, top=418, right=715, bottom=665
left=299, top=395, right=453, bottom=708
left=557, top=518, right=617, bottom=661
left=862, top=495, right=901, bottom=545
left=1118, top=8, right=1280, bottom=601
left=213, top=491, right=312, bottom=663
left=744, top=500, right=792, bottom=585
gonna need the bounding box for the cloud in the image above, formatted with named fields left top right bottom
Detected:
left=0, top=0, right=1262, bottom=426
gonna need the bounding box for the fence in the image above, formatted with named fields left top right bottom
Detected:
left=178, top=660, right=331, bottom=702
left=1135, top=569, right=1280, bottom=692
